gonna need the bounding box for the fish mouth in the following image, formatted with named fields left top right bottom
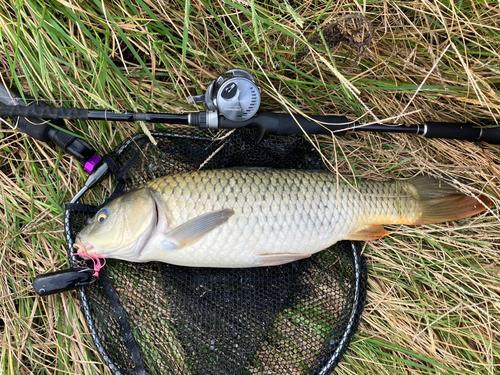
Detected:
left=73, top=237, right=94, bottom=255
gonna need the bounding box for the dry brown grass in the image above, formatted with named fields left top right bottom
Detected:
left=0, top=0, right=499, bottom=374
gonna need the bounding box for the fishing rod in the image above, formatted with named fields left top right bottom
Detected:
left=1, top=69, right=499, bottom=150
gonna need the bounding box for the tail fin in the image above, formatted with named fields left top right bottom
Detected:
left=412, top=177, right=492, bottom=225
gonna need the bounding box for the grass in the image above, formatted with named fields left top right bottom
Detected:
left=0, top=0, right=499, bottom=374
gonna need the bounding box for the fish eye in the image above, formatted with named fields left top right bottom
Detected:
left=96, top=208, right=110, bottom=223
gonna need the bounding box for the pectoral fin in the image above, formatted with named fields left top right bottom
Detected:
left=255, top=253, right=311, bottom=266
left=161, top=208, right=235, bottom=250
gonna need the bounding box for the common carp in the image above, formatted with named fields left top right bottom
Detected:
left=73, top=169, right=491, bottom=268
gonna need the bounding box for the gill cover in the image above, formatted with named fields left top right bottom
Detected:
left=78, top=188, right=156, bottom=258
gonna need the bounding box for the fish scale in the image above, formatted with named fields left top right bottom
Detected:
left=75, top=169, right=490, bottom=268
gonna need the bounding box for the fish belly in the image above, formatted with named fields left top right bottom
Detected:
left=141, top=169, right=418, bottom=267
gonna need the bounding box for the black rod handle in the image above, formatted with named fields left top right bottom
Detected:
left=218, top=112, right=350, bottom=142
left=0, top=89, right=97, bottom=164
left=0, top=104, right=190, bottom=124
left=0, top=104, right=88, bottom=120
left=218, top=112, right=349, bottom=134
left=275, top=113, right=350, bottom=135
left=0, top=86, right=70, bottom=141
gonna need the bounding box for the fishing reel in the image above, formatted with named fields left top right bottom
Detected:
left=187, top=69, right=261, bottom=128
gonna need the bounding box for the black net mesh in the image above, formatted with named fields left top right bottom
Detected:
left=65, top=127, right=367, bottom=375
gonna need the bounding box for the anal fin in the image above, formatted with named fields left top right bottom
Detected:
left=346, top=224, right=391, bottom=241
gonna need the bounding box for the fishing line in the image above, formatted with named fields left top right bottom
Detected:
left=0, top=116, right=16, bottom=129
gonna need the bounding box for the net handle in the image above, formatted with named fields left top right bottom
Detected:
left=99, top=270, right=147, bottom=375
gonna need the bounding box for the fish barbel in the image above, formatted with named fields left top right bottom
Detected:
left=73, top=169, right=490, bottom=268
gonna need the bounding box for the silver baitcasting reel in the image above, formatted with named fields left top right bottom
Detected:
left=188, top=69, right=261, bottom=127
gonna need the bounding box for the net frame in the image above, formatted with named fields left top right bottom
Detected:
left=64, top=128, right=367, bottom=375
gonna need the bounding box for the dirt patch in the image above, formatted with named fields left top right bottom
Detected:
left=297, top=15, right=374, bottom=63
